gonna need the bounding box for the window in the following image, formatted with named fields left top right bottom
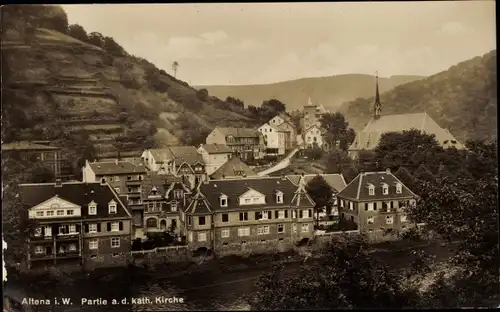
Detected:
left=109, top=203, right=117, bottom=214
left=238, top=227, right=250, bottom=237
left=46, top=211, right=54, bottom=217
left=278, top=210, right=285, bottom=219
left=221, top=228, right=230, bottom=238
left=44, top=226, right=52, bottom=237
left=277, top=224, right=284, bottom=233
left=115, top=176, right=120, bottom=181
left=382, top=185, right=389, bottom=195
left=112, top=253, right=120, bottom=257
left=365, top=203, right=374, bottom=211
left=111, top=222, right=119, bottom=232
left=109, top=176, right=114, bottom=182
left=59, top=225, right=68, bottom=235
left=88, top=204, right=97, bottom=215
left=69, top=224, right=77, bottom=234
left=198, top=216, right=206, bottom=225
left=66, top=210, right=74, bottom=216
left=396, top=183, right=402, bottom=194
left=188, top=216, right=192, bottom=226
left=261, top=211, right=269, bottom=220
left=34, top=228, right=42, bottom=237
left=36, top=211, right=44, bottom=217
left=35, top=246, right=44, bottom=254
left=114, top=187, right=120, bottom=194
left=171, top=201, right=177, bottom=212
left=401, top=215, right=407, bottom=223
left=198, top=232, right=207, bottom=242
left=111, top=237, right=120, bottom=248
left=89, top=224, right=98, bottom=233
left=383, top=202, right=390, bottom=212
left=293, top=224, right=297, bottom=233
left=301, top=224, right=309, bottom=232
left=69, top=244, right=76, bottom=251
left=220, top=196, right=228, bottom=207
left=349, top=202, right=354, bottom=210
left=239, top=212, right=248, bottom=221
left=222, top=214, right=229, bottom=223
left=368, top=186, right=375, bottom=195
left=257, top=225, right=270, bottom=235
left=386, top=216, right=394, bottom=224
left=367, top=216, right=375, bottom=224
left=292, top=210, right=297, bottom=219
left=57, top=210, right=64, bottom=216
left=89, top=239, right=98, bottom=250
left=244, top=198, right=251, bottom=204
left=276, top=192, right=283, bottom=203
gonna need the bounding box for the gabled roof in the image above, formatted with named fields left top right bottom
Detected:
left=350, top=112, right=464, bottom=150
left=287, top=174, right=347, bottom=193
left=198, top=176, right=313, bottom=212
left=290, top=177, right=316, bottom=208
left=140, top=173, right=180, bottom=199
left=337, top=171, right=416, bottom=201
left=2, top=141, right=60, bottom=151
left=184, top=189, right=212, bottom=214
left=304, top=124, right=325, bottom=134
left=149, top=146, right=203, bottom=165
left=258, top=123, right=281, bottom=132
left=199, top=143, right=232, bottom=154
left=210, top=157, right=257, bottom=180
left=19, top=182, right=131, bottom=219
left=88, top=160, right=146, bottom=176
left=215, top=127, right=260, bottom=138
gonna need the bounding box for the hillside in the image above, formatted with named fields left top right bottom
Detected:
left=198, top=74, right=424, bottom=112
left=1, top=5, right=259, bottom=163
left=339, top=50, right=497, bottom=142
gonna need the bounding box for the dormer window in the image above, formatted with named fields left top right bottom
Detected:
left=220, top=194, right=228, bottom=207
left=151, top=187, right=158, bottom=196
left=276, top=191, right=283, bottom=204
left=396, top=183, right=402, bottom=194
left=108, top=201, right=117, bottom=214
left=368, top=184, right=375, bottom=196
left=382, top=184, right=389, bottom=195
left=88, top=201, right=97, bottom=215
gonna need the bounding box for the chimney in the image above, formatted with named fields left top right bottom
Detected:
left=54, top=179, right=63, bottom=187
left=386, top=168, right=391, bottom=174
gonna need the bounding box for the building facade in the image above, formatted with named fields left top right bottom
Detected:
left=197, top=144, right=233, bottom=176
left=336, top=169, right=417, bottom=238
left=258, top=123, right=286, bottom=155
left=180, top=176, right=316, bottom=253
left=21, top=181, right=133, bottom=270
left=304, top=125, right=325, bottom=149
left=269, top=114, right=297, bottom=149
left=209, top=156, right=258, bottom=180
left=205, top=127, right=264, bottom=161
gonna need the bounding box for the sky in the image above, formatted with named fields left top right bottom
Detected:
left=62, top=1, right=496, bottom=86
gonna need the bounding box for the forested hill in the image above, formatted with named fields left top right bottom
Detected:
left=339, top=50, right=497, bottom=142
left=1, top=5, right=260, bottom=162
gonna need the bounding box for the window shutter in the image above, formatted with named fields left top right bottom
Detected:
left=299, top=210, right=303, bottom=218
left=255, top=212, right=259, bottom=220
left=268, top=211, right=272, bottom=219
left=365, top=203, right=368, bottom=211
left=76, top=224, right=81, bottom=233
left=374, top=203, right=377, bottom=210
left=390, top=201, right=394, bottom=209
left=97, top=223, right=101, bottom=232
left=85, top=224, right=89, bottom=233
left=107, top=222, right=111, bottom=232
left=239, top=213, right=243, bottom=221
left=275, top=211, right=279, bottom=219
left=119, top=222, right=123, bottom=231
left=308, top=209, right=312, bottom=218
left=285, top=210, right=288, bottom=218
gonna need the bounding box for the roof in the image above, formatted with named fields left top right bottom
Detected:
left=19, top=182, right=131, bottom=220
left=337, top=171, right=416, bottom=201
left=196, top=176, right=314, bottom=212
left=287, top=174, right=347, bottom=193
left=2, top=141, right=60, bottom=151
left=140, top=173, right=180, bottom=199
left=258, top=123, right=281, bottom=132
left=184, top=190, right=212, bottom=214
left=350, top=112, right=464, bottom=150
left=149, top=146, right=203, bottom=165
left=210, top=157, right=257, bottom=180
left=199, top=143, right=232, bottom=154
left=304, top=124, right=325, bottom=134
left=215, top=127, right=260, bottom=138
left=88, top=160, right=146, bottom=176
left=275, top=123, right=291, bottom=132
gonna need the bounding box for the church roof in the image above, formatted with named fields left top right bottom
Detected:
left=350, top=112, right=464, bottom=150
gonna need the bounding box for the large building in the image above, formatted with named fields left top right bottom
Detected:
left=180, top=176, right=316, bottom=253
left=257, top=123, right=287, bottom=155
left=205, top=127, right=264, bottom=161
left=348, top=75, right=464, bottom=159
left=299, top=97, right=328, bottom=135
left=20, top=180, right=133, bottom=270
left=197, top=143, right=233, bottom=176
left=336, top=169, right=417, bottom=238
left=269, top=114, right=297, bottom=149
left=209, top=156, right=258, bottom=180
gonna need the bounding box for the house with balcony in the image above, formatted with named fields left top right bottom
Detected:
left=141, top=146, right=207, bottom=187
left=197, top=143, right=233, bottom=176
left=180, top=176, right=315, bottom=253
left=205, top=127, right=264, bottom=161
left=20, top=180, right=133, bottom=270
left=258, top=123, right=287, bottom=156
left=139, top=173, right=191, bottom=238
left=209, top=156, right=257, bottom=180
left=336, top=169, right=417, bottom=239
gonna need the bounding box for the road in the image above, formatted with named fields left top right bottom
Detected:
left=257, top=148, right=300, bottom=176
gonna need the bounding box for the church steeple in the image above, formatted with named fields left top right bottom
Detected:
left=373, top=71, right=382, bottom=119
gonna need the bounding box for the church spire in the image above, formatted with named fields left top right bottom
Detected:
left=307, top=96, right=313, bottom=106
left=373, top=71, right=382, bottom=119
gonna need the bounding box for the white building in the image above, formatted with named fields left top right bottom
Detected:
left=304, top=125, right=325, bottom=149
left=197, top=143, right=233, bottom=176
left=258, top=123, right=286, bottom=155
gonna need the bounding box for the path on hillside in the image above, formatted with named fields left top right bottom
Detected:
left=257, top=148, right=300, bottom=176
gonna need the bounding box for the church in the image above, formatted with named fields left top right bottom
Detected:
left=348, top=75, right=464, bottom=159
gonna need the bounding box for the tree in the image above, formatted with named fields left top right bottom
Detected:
left=196, top=88, right=209, bottom=101
left=412, top=164, right=435, bottom=183
left=67, top=24, right=88, bottom=42
left=172, top=61, right=179, bottom=78
left=87, top=32, right=104, bottom=47
left=394, top=166, right=415, bottom=190
left=304, top=144, right=323, bottom=161
left=319, top=112, right=354, bottom=151
left=29, top=164, right=55, bottom=183
left=306, top=175, right=333, bottom=226
left=325, top=149, right=351, bottom=173
left=103, top=36, right=126, bottom=57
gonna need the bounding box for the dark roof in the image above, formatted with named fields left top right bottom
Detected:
left=287, top=174, right=347, bottom=193
left=216, top=127, right=260, bottom=138
left=89, top=160, right=146, bottom=176
left=149, top=146, right=203, bottom=165
left=141, top=173, right=192, bottom=200
left=19, top=182, right=132, bottom=220
left=210, top=157, right=257, bottom=180
left=196, top=176, right=313, bottom=212
left=2, top=141, right=60, bottom=151
left=337, top=171, right=416, bottom=201
left=184, top=190, right=212, bottom=214
left=199, top=143, right=232, bottom=154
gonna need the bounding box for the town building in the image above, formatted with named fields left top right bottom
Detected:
left=2, top=141, right=63, bottom=179
left=141, top=146, right=207, bottom=187
left=257, top=123, right=287, bottom=155
left=209, top=156, right=258, bottom=180
left=197, top=143, right=233, bottom=176
left=139, top=173, right=191, bottom=238
left=20, top=180, right=133, bottom=270
left=348, top=75, right=464, bottom=159
left=269, top=113, right=297, bottom=149
left=303, top=125, right=326, bottom=149
left=205, top=127, right=264, bottom=161
left=180, top=176, right=316, bottom=253
left=336, top=169, right=417, bottom=238
left=299, top=97, right=328, bottom=135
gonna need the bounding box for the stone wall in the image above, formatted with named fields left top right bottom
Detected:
left=130, top=246, right=190, bottom=266
left=216, top=238, right=294, bottom=257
